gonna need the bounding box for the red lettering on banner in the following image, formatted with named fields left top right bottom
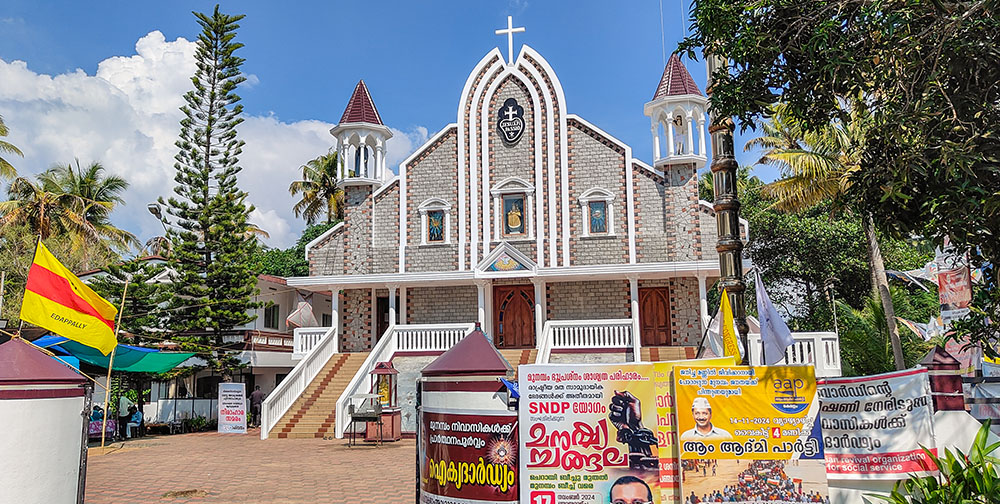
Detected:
left=525, top=419, right=626, bottom=472
left=825, top=448, right=938, bottom=475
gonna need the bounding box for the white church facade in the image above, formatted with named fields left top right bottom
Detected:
left=290, top=43, right=737, bottom=358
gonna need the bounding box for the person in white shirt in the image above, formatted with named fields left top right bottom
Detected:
left=680, top=397, right=732, bottom=440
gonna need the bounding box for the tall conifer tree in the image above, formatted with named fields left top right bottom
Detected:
left=161, top=5, right=259, bottom=377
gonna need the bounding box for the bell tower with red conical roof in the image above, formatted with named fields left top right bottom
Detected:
left=643, top=55, right=708, bottom=170
left=330, top=80, right=393, bottom=187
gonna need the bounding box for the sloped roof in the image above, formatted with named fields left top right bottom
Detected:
left=0, top=338, right=87, bottom=385
left=421, top=325, right=513, bottom=377
left=339, top=80, right=383, bottom=125
left=652, top=54, right=702, bottom=99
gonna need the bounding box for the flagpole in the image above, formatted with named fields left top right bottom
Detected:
left=99, top=281, right=129, bottom=451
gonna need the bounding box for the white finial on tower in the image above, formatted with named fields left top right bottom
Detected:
left=495, top=15, right=525, bottom=66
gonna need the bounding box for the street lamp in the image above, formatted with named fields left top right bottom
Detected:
left=147, top=203, right=169, bottom=234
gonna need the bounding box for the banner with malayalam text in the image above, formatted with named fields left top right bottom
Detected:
left=217, top=382, right=247, bottom=434
left=674, top=365, right=828, bottom=504
left=520, top=364, right=660, bottom=504
left=419, top=408, right=518, bottom=504
left=817, top=368, right=937, bottom=480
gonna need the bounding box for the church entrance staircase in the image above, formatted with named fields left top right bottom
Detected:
left=273, top=352, right=368, bottom=439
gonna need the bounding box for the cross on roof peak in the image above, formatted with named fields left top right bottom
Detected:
left=495, top=15, right=525, bottom=66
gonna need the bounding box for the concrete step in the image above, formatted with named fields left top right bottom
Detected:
left=272, top=352, right=371, bottom=439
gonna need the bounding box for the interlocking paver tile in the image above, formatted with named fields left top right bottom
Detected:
left=84, top=429, right=415, bottom=503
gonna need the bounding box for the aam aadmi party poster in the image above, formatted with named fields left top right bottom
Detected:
left=520, top=363, right=660, bottom=504
left=817, top=368, right=937, bottom=479
left=653, top=358, right=735, bottom=504
left=674, top=365, right=829, bottom=504
left=419, top=409, right=518, bottom=504
left=217, top=382, right=247, bottom=434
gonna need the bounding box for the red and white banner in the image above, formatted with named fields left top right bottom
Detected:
left=939, top=266, right=972, bottom=324
left=817, top=368, right=937, bottom=480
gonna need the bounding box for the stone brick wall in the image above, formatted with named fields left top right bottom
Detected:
left=405, top=129, right=459, bottom=272
left=634, top=162, right=703, bottom=262
left=546, top=280, right=630, bottom=320
left=341, top=288, right=371, bottom=352
left=343, top=185, right=373, bottom=275
left=373, top=181, right=400, bottom=273
left=638, top=278, right=702, bottom=345
left=488, top=76, right=538, bottom=260
left=566, top=120, right=630, bottom=266
left=406, top=286, right=478, bottom=325
left=309, top=229, right=345, bottom=276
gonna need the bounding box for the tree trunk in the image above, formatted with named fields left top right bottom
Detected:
left=863, top=214, right=905, bottom=370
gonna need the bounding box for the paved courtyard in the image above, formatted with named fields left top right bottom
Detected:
left=85, top=429, right=416, bottom=503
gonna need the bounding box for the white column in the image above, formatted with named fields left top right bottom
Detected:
left=698, top=275, right=710, bottom=334
left=698, top=116, right=707, bottom=157
left=376, top=142, right=384, bottom=180
left=686, top=114, right=695, bottom=155
left=651, top=124, right=661, bottom=162
left=476, top=281, right=487, bottom=327
left=629, top=276, right=641, bottom=362
left=332, top=288, right=340, bottom=333
left=667, top=119, right=675, bottom=157
left=532, top=279, right=545, bottom=349
left=387, top=284, right=398, bottom=328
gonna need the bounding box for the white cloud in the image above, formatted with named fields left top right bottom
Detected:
left=0, top=31, right=425, bottom=249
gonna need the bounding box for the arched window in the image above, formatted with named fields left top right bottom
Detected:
left=418, top=198, right=452, bottom=245
left=578, top=187, right=616, bottom=237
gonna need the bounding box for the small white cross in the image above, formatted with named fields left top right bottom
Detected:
left=495, top=15, right=525, bottom=66
left=504, top=105, right=517, bottom=121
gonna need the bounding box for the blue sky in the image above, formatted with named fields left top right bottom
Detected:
left=0, top=0, right=772, bottom=248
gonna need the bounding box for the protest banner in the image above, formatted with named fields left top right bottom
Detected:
left=520, top=363, right=660, bottom=504
left=217, top=382, right=247, bottom=434
left=938, top=266, right=972, bottom=324
left=674, top=365, right=828, bottom=504
left=817, top=368, right=937, bottom=480
left=419, top=408, right=518, bottom=504
left=653, top=357, right=735, bottom=504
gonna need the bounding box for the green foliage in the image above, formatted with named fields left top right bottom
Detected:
left=875, top=421, right=1000, bottom=503
left=160, top=6, right=258, bottom=377
left=837, top=287, right=935, bottom=377
left=87, top=258, right=171, bottom=344
left=253, top=222, right=337, bottom=277
left=679, top=0, right=1000, bottom=356
left=0, top=113, right=23, bottom=179
left=289, top=151, right=344, bottom=225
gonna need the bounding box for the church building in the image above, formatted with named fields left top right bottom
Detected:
left=289, top=24, right=743, bottom=358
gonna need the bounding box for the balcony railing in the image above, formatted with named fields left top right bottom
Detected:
left=292, top=327, right=331, bottom=359
left=747, top=332, right=842, bottom=377
left=536, top=319, right=636, bottom=364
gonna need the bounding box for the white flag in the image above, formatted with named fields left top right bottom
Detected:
left=755, top=274, right=795, bottom=365
left=704, top=304, right=738, bottom=358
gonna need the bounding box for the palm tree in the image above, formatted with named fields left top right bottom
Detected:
left=289, top=151, right=344, bottom=225
left=0, top=176, right=93, bottom=240
left=42, top=160, right=139, bottom=252
left=0, top=114, right=24, bottom=179
left=747, top=101, right=908, bottom=370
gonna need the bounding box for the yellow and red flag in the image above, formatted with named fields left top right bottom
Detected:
left=19, top=241, right=118, bottom=355
left=720, top=288, right=742, bottom=362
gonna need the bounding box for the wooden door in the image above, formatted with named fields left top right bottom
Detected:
left=639, top=287, right=671, bottom=346
left=376, top=297, right=390, bottom=341
left=493, top=285, right=535, bottom=348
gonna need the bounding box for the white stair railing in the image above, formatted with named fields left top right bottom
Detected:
left=334, top=323, right=474, bottom=438
left=535, top=319, right=634, bottom=364
left=261, top=326, right=337, bottom=440
left=293, top=327, right=330, bottom=359
left=747, top=332, right=842, bottom=377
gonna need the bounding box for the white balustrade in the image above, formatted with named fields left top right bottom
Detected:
left=747, top=332, right=841, bottom=377
left=334, top=323, right=475, bottom=438
left=536, top=319, right=634, bottom=364
left=260, top=326, right=337, bottom=440
left=293, top=327, right=332, bottom=359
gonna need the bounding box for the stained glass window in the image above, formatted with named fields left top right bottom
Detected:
left=503, top=194, right=526, bottom=235
left=427, top=210, right=445, bottom=242
left=589, top=201, right=607, bottom=234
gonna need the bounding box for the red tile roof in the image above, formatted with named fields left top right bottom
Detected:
left=339, top=80, right=383, bottom=125
left=652, top=54, right=702, bottom=99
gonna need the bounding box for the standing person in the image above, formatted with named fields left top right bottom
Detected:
left=117, top=390, right=134, bottom=441
left=249, top=385, right=265, bottom=428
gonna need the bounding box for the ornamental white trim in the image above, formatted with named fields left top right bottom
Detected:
left=490, top=177, right=535, bottom=240
left=417, top=197, right=453, bottom=245
left=578, top=187, right=616, bottom=238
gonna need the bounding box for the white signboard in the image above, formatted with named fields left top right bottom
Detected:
left=817, top=368, right=937, bottom=479
left=218, top=382, right=247, bottom=434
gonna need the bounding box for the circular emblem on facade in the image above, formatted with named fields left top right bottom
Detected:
left=496, top=98, right=525, bottom=146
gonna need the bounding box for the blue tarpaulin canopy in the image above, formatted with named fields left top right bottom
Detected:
left=32, top=335, right=195, bottom=374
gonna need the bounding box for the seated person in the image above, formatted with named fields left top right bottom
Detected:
left=90, top=406, right=104, bottom=422
left=125, top=406, right=143, bottom=439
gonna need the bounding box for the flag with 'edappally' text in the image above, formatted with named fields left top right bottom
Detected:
left=19, top=241, right=118, bottom=355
